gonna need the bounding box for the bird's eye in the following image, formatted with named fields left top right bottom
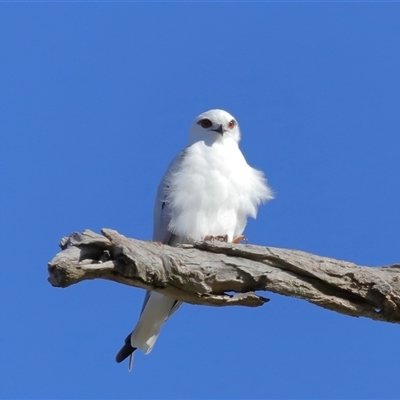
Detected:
left=199, top=119, right=212, bottom=129
left=228, top=120, right=236, bottom=129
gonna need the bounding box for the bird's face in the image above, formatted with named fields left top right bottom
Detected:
left=188, top=109, right=241, bottom=146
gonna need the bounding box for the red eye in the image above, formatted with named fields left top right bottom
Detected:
left=228, top=120, right=236, bottom=129
left=199, top=118, right=212, bottom=129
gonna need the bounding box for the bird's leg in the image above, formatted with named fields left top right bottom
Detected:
left=232, top=235, right=247, bottom=244
left=204, top=235, right=228, bottom=242
left=216, top=235, right=228, bottom=242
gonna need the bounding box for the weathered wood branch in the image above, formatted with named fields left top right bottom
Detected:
left=48, top=229, right=400, bottom=324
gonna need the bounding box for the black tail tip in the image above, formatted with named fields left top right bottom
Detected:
left=115, top=344, right=137, bottom=363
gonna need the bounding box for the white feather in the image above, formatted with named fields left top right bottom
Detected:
left=165, top=138, right=272, bottom=241
left=129, top=292, right=178, bottom=354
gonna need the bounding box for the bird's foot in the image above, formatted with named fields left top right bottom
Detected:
left=232, top=235, right=247, bottom=244
left=204, top=235, right=228, bottom=242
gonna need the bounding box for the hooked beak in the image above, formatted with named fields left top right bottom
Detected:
left=211, top=124, right=224, bottom=135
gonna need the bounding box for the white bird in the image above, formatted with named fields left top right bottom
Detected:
left=115, top=109, right=274, bottom=368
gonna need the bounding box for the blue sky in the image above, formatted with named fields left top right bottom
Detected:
left=1, top=2, right=400, bottom=399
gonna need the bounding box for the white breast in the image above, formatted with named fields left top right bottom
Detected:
left=164, top=138, right=272, bottom=242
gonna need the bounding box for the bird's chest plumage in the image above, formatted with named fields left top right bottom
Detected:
left=166, top=140, right=255, bottom=241
left=185, top=142, right=245, bottom=199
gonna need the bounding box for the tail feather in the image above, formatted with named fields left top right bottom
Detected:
left=115, top=292, right=181, bottom=366
left=130, top=292, right=180, bottom=354
left=115, top=333, right=137, bottom=364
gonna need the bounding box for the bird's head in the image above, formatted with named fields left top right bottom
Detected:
left=187, top=109, right=241, bottom=146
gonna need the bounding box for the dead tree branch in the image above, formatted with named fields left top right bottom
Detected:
left=48, top=229, right=400, bottom=323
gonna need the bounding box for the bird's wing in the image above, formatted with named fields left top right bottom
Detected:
left=116, top=150, right=186, bottom=367
left=152, top=149, right=187, bottom=245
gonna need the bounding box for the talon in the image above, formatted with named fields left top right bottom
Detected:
left=204, top=235, right=228, bottom=242
left=219, top=235, right=228, bottom=242
left=214, top=235, right=228, bottom=242
left=232, top=235, right=246, bottom=244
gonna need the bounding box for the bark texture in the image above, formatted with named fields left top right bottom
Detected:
left=48, top=229, right=400, bottom=323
